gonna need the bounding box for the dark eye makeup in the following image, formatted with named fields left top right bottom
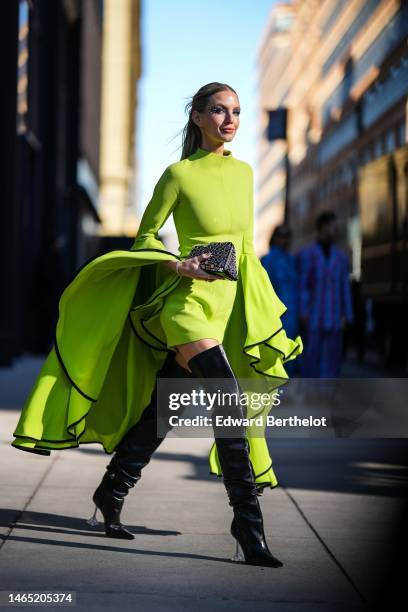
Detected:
left=209, top=105, right=241, bottom=115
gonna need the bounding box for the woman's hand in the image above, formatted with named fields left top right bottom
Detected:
left=162, top=253, right=223, bottom=282
left=180, top=253, right=225, bottom=281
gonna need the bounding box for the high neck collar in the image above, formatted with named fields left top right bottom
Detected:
left=192, top=146, right=233, bottom=161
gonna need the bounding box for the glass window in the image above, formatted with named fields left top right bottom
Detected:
left=398, top=121, right=406, bottom=147
left=385, top=130, right=396, bottom=153
left=374, top=138, right=383, bottom=158
left=362, top=146, right=372, bottom=164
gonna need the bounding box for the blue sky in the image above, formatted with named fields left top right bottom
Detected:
left=135, top=0, right=279, bottom=223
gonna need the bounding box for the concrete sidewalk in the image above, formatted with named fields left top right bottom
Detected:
left=1, top=357, right=407, bottom=611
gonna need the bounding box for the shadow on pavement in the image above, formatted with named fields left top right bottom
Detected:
left=0, top=509, right=181, bottom=539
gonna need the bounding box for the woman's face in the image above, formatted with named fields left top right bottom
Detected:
left=192, top=90, right=240, bottom=146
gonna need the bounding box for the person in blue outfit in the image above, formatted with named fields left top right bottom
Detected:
left=296, top=210, right=354, bottom=378
left=261, top=225, right=299, bottom=376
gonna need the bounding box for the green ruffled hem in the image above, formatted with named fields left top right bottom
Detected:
left=239, top=251, right=303, bottom=384
left=11, top=347, right=103, bottom=456
left=11, top=244, right=303, bottom=491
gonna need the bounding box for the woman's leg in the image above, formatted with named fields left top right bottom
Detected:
left=174, top=338, right=219, bottom=372
left=88, top=350, right=191, bottom=538
left=177, top=341, right=283, bottom=567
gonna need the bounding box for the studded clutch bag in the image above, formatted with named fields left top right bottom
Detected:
left=187, top=241, right=238, bottom=281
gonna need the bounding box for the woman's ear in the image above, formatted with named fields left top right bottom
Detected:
left=191, top=109, right=201, bottom=127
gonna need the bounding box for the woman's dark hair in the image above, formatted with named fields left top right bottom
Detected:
left=315, top=210, right=336, bottom=231
left=179, top=82, right=238, bottom=160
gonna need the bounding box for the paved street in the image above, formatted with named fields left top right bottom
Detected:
left=1, top=355, right=407, bottom=611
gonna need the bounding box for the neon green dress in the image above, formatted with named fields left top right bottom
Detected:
left=11, top=146, right=303, bottom=491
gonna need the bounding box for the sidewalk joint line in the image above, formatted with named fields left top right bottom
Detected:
left=280, top=485, right=366, bottom=603
left=0, top=454, right=60, bottom=553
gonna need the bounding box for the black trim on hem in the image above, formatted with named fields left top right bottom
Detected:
left=241, top=324, right=302, bottom=393
left=129, top=274, right=181, bottom=351
left=11, top=445, right=51, bottom=456
left=255, top=461, right=274, bottom=479
left=128, top=313, right=170, bottom=353
left=12, top=433, right=78, bottom=444
left=12, top=438, right=115, bottom=455
left=54, top=331, right=97, bottom=402
left=131, top=274, right=181, bottom=312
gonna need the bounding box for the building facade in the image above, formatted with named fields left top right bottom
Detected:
left=0, top=0, right=141, bottom=365
left=257, top=0, right=408, bottom=367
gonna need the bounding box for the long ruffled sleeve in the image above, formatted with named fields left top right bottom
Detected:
left=131, top=165, right=180, bottom=256
left=238, top=164, right=303, bottom=380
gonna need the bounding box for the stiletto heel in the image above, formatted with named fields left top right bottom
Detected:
left=230, top=512, right=283, bottom=567
left=86, top=504, right=99, bottom=527
left=91, top=473, right=135, bottom=540
left=231, top=538, right=245, bottom=562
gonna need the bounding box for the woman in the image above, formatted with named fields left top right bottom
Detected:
left=12, top=82, right=303, bottom=567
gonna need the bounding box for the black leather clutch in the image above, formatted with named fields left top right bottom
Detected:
left=187, top=241, right=238, bottom=281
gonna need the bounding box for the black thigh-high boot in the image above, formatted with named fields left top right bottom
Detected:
left=87, top=351, right=191, bottom=539
left=187, top=344, right=283, bottom=567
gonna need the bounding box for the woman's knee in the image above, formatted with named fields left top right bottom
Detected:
left=174, top=338, right=220, bottom=370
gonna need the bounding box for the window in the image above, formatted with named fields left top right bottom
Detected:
left=385, top=130, right=396, bottom=153
left=398, top=121, right=406, bottom=147
left=374, top=137, right=383, bottom=158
